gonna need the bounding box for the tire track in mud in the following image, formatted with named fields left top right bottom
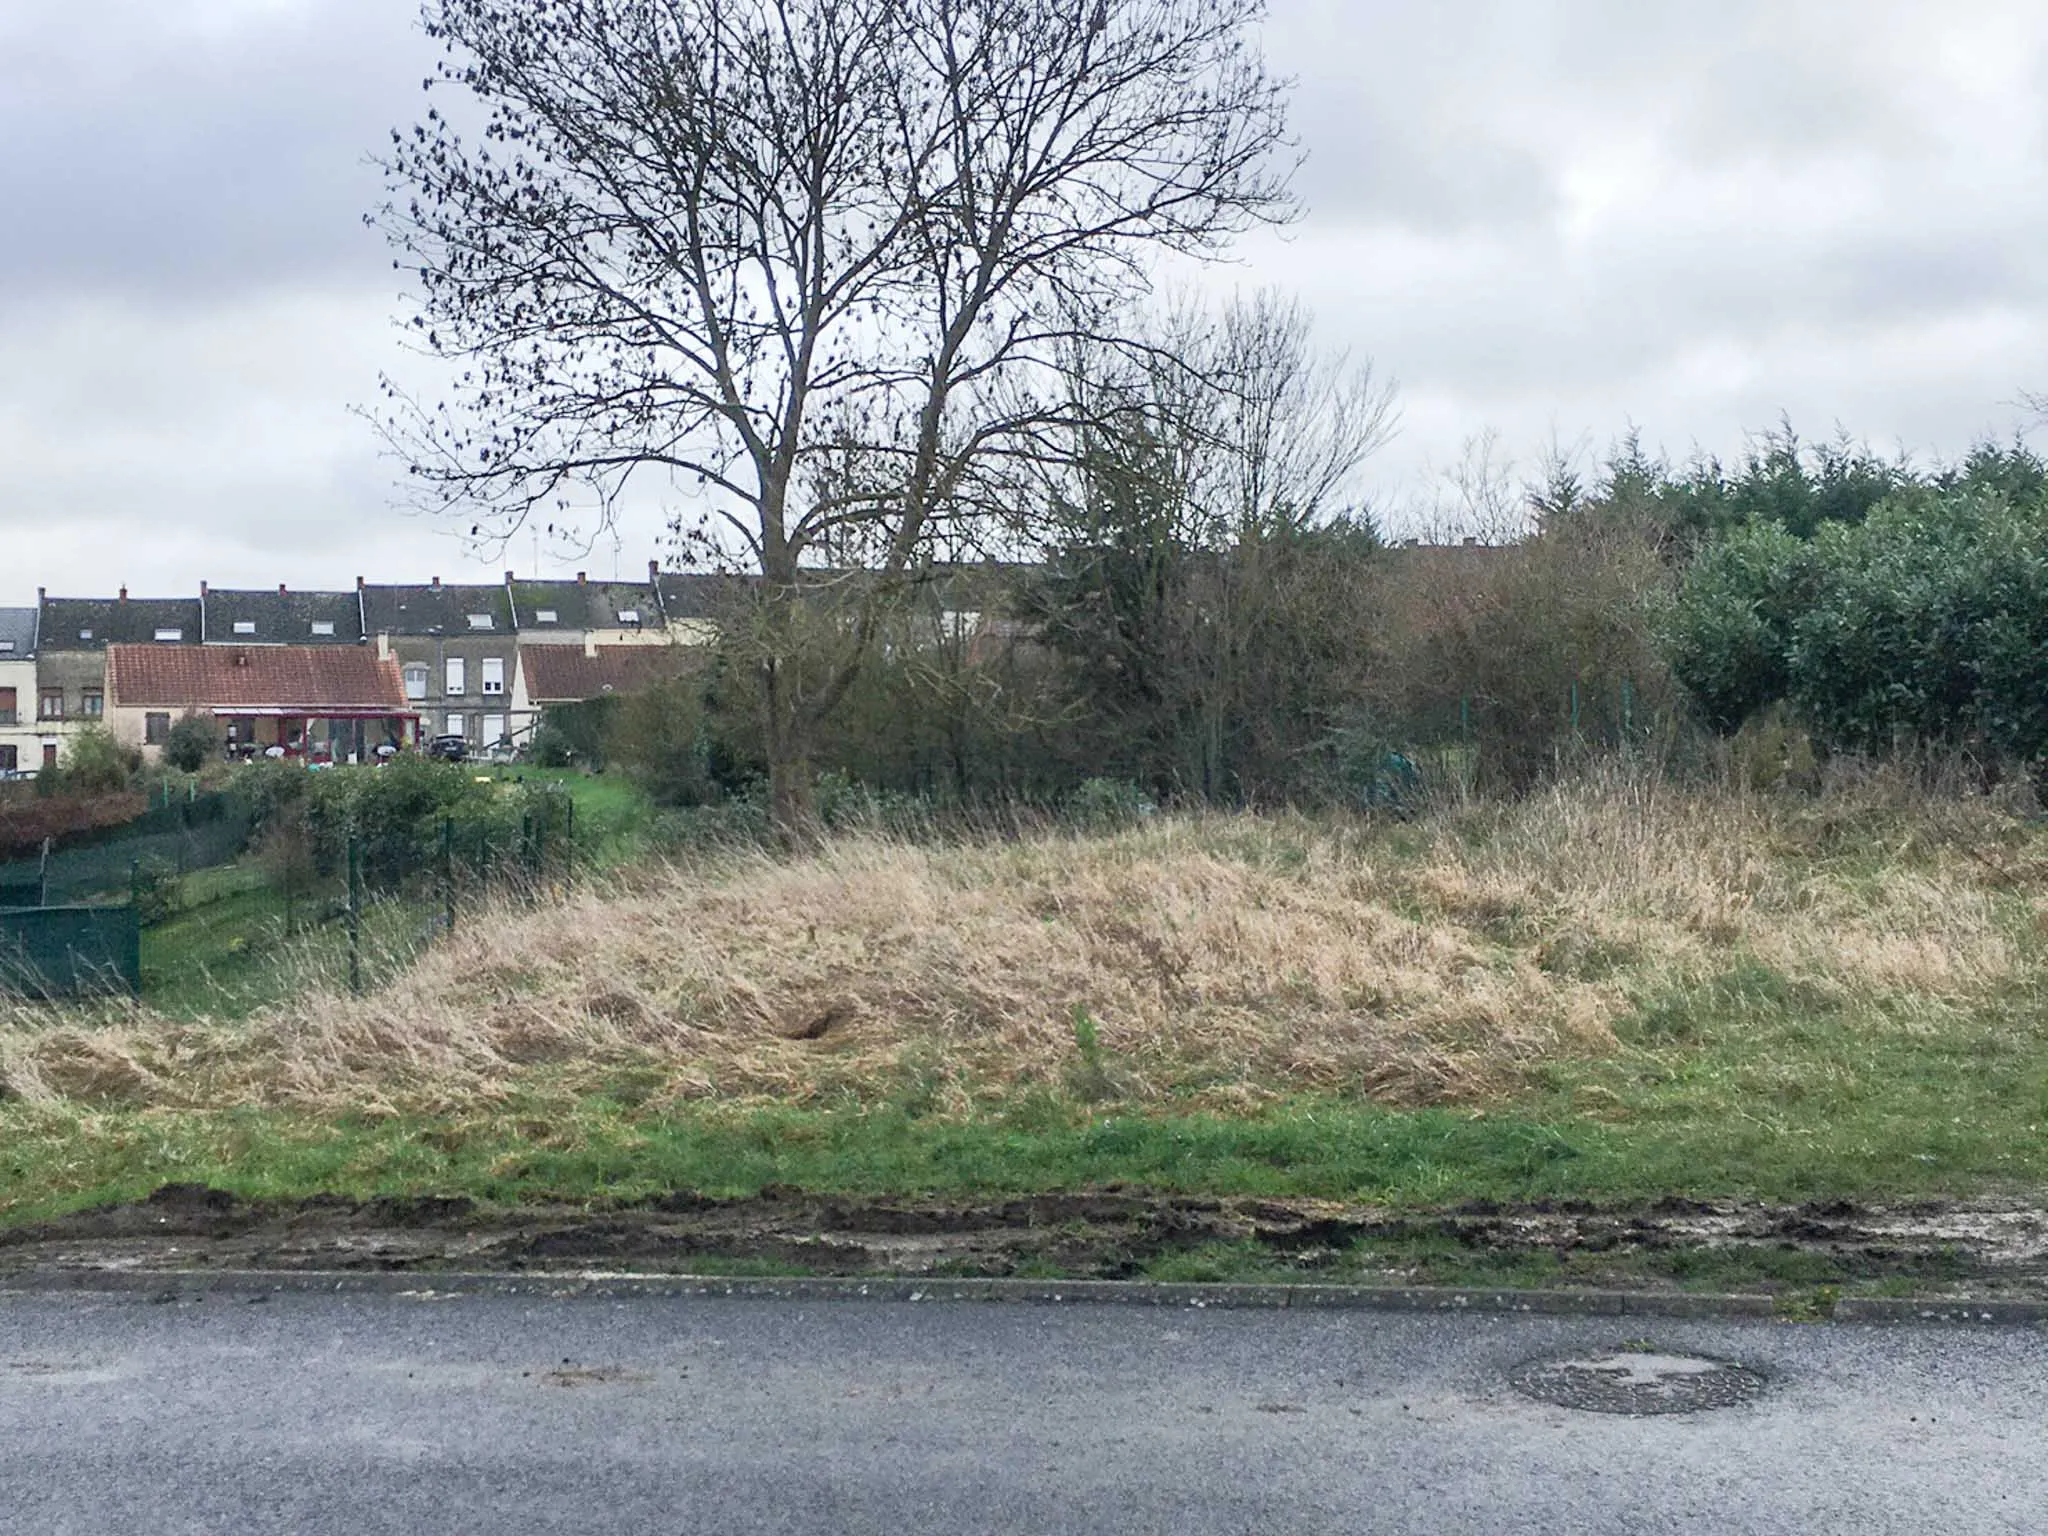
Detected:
left=3, top=1183, right=2046, bottom=1295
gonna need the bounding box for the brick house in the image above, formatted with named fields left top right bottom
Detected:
left=360, top=578, right=519, bottom=754
left=0, top=607, right=39, bottom=776
left=104, top=644, right=414, bottom=763
left=34, top=589, right=203, bottom=764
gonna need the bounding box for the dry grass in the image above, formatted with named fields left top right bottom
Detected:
left=4, top=766, right=2044, bottom=1118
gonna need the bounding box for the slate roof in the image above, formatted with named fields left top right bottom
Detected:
left=106, top=645, right=408, bottom=712
left=39, top=595, right=203, bottom=650
left=202, top=587, right=365, bottom=645
left=0, top=608, right=36, bottom=659
left=651, top=571, right=750, bottom=622
left=519, top=645, right=697, bottom=705
left=506, top=577, right=661, bottom=635
left=358, top=581, right=515, bottom=637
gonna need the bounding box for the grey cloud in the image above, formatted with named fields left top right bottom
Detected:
left=6, top=0, right=2048, bottom=599
left=0, top=0, right=430, bottom=302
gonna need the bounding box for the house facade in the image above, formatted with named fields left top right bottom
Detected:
left=0, top=608, right=40, bottom=776
left=360, top=578, right=520, bottom=754
left=104, top=644, right=413, bottom=763
left=34, top=590, right=203, bottom=764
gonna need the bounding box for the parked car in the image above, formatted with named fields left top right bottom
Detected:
left=426, top=734, right=468, bottom=763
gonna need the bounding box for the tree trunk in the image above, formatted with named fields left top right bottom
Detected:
left=768, top=740, right=817, bottom=850
left=762, top=652, right=819, bottom=850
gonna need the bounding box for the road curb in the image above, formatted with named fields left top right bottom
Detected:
left=0, top=1267, right=1782, bottom=1319
left=1831, top=1297, right=2048, bottom=1326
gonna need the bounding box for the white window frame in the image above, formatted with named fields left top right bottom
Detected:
left=233, top=620, right=257, bottom=635
left=311, top=620, right=336, bottom=636
left=403, top=664, right=429, bottom=701
left=467, top=613, right=495, bottom=630
left=482, top=713, right=506, bottom=747
left=444, top=711, right=465, bottom=738
left=617, top=608, right=641, bottom=625
left=153, top=627, right=183, bottom=642
left=445, top=656, right=466, bottom=694
left=480, top=657, right=505, bottom=695
left=535, top=608, right=558, bottom=624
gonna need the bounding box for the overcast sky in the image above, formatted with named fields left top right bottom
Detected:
left=4, top=0, right=2045, bottom=605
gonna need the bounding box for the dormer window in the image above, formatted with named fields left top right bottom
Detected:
left=233, top=621, right=257, bottom=635
left=467, top=613, right=494, bottom=630
left=153, top=628, right=183, bottom=642
left=311, top=620, right=336, bottom=636
left=536, top=609, right=558, bottom=624
left=78, top=628, right=93, bottom=641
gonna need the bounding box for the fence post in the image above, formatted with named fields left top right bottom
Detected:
left=347, top=835, right=363, bottom=997
left=441, top=816, right=455, bottom=935
left=1570, top=680, right=1582, bottom=738
left=1622, top=677, right=1636, bottom=740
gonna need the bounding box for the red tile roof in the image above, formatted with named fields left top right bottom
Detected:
left=519, top=644, right=696, bottom=705
left=106, top=645, right=409, bottom=711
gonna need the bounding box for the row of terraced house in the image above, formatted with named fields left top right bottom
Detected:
left=0, top=566, right=724, bottom=774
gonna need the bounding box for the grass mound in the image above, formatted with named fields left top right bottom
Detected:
left=5, top=766, right=2048, bottom=1223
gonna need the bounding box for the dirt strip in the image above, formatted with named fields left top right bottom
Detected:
left=3, top=1185, right=2046, bottom=1297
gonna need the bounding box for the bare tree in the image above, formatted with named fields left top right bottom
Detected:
left=373, top=0, right=1294, bottom=836
left=1032, top=292, right=1394, bottom=800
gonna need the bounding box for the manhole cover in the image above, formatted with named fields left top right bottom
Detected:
left=1510, top=1350, right=1767, bottom=1415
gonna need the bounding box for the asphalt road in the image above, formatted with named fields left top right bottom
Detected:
left=1, top=1289, right=2043, bottom=1534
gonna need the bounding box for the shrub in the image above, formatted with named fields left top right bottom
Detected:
left=38, top=728, right=139, bottom=798
left=1668, top=489, right=2048, bottom=763
left=162, top=712, right=221, bottom=774
left=1066, top=777, right=1157, bottom=831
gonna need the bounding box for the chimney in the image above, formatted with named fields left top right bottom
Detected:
left=119, top=586, right=128, bottom=602
left=1462, top=536, right=1478, bottom=548
left=504, top=570, right=515, bottom=585
left=649, top=559, right=660, bottom=582
left=356, top=576, right=365, bottom=591
left=199, top=581, right=208, bottom=598
left=279, top=583, right=288, bottom=597
left=576, top=571, right=587, bottom=585
left=431, top=576, right=441, bottom=591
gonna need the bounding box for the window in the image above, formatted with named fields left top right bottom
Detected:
left=81, top=689, right=103, bottom=719
left=445, top=656, right=466, bottom=694
left=482, top=713, right=506, bottom=747
left=0, top=687, right=15, bottom=726
left=77, top=628, right=92, bottom=641
left=617, top=608, right=641, bottom=625
left=0, top=746, right=14, bottom=774
left=311, top=620, right=336, bottom=636
left=37, top=689, right=63, bottom=720
left=403, top=664, right=429, bottom=701
left=145, top=713, right=171, bottom=745
left=444, top=712, right=465, bottom=738
left=233, top=620, right=257, bottom=635
left=536, top=608, right=558, bottom=624
left=0, top=641, right=13, bottom=653
left=481, top=657, right=505, bottom=695
left=467, top=613, right=494, bottom=630
left=41, top=744, right=56, bottom=770
left=153, top=628, right=183, bottom=642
